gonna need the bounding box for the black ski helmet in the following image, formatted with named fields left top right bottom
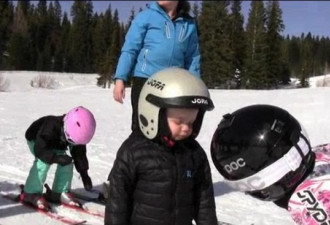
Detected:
left=210, top=104, right=315, bottom=201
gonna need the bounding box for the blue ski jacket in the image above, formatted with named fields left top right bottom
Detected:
left=114, top=2, right=200, bottom=81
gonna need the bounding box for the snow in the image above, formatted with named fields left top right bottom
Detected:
left=0, top=71, right=329, bottom=225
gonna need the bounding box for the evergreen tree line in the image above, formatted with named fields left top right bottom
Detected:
left=1, top=0, right=330, bottom=89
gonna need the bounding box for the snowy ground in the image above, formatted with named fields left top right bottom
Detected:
left=0, top=71, right=329, bottom=225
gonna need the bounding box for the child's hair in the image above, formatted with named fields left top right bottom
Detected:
left=138, top=68, right=214, bottom=140
left=177, top=0, right=191, bottom=18
left=210, top=104, right=315, bottom=202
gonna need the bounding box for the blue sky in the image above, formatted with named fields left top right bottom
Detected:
left=60, top=1, right=330, bottom=37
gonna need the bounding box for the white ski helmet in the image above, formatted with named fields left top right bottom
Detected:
left=138, top=68, right=214, bottom=140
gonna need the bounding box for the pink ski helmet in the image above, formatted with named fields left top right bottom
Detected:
left=63, top=106, right=96, bottom=145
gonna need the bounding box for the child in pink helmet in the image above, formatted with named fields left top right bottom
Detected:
left=22, top=106, right=96, bottom=211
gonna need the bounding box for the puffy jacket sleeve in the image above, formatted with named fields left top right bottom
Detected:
left=185, top=21, right=201, bottom=77
left=105, top=140, right=136, bottom=225
left=194, top=149, right=218, bottom=225
left=70, top=145, right=89, bottom=173
left=114, top=12, right=149, bottom=81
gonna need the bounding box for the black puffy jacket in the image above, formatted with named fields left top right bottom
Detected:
left=25, top=115, right=89, bottom=175
left=105, top=131, right=218, bottom=225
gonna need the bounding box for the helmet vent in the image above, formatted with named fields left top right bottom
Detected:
left=139, top=115, right=148, bottom=127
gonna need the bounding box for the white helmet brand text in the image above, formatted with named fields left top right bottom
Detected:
left=191, top=98, right=208, bottom=105
left=147, top=79, right=165, bottom=90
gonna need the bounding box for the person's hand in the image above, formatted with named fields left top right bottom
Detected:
left=53, top=155, right=72, bottom=166
left=113, top=79, right=125, bottom=103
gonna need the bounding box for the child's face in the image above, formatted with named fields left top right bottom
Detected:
left=166, top=108, right=199, bottom=141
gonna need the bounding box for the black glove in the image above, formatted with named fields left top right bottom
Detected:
left=81, top=171, right=93, bottom=191
left=53, top=155, right=72, bottom=166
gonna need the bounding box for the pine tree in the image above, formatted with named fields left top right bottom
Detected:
left=244, top=1, right=268, bottom=89
left=265, top=0, right=284, bottom=88
left=48, top=0, right=62, bottom=71
left=229, top=0, right=245, bottom=88
left=199, top=1, right=233, bottom=88
left=287, top=36, right=301, bottom=77
left=103, top=5, right=113, bottom=47
left=300, top=32, right=313, bottom=87
left=0, top=0, right=14, bottom=69
left=279, top=36, right=291, bottom=84
left=35, top=0, right=51, bottom=71
left=319, top=37, right=330, bottom=75
left=7, top=1, right=31, bottom=70
left=92, top=12, right=106, bottom=72
left=58, top=12, right=71, bottom=72
left=96, top=5, right=114, bottom=86
left=69, top=0, right=94, bottom=72
left=98, top=9, right=120, bottom=88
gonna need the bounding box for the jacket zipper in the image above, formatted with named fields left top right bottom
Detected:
left=178, top=23, right=186, bottom=42
left=165, top=21, right=171, bottom=39
left=165, top=20, right=175, bottom=66
left=141, top=49, right=149, bottom=71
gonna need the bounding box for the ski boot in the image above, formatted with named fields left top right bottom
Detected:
left=60, top=192, right=82, bottom=207
left=44, top=184, right=81, bottom=208
left=20, top=192, right=50, bottom=211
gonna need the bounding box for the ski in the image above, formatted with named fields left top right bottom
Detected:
left=43, top=183, right=104, bottom=218
left=1, top=192, right=87, bottom=225
left=57, top=202, right=104, bottom=218
left=70, top=189, right=106, bottom=205
left=218, top=222, right=233, bottom=225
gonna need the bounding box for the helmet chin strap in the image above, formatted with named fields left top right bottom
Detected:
left=157, top=108, right=176, bottom=147
left=191, top=110, right=205, bottom=139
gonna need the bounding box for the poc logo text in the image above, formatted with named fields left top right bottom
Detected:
left=224, top=158, right=246, bottom=173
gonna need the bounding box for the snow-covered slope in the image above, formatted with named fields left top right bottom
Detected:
left=0, top=71, right=329, bottom=224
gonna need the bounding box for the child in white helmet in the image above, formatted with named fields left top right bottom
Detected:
left=22, top=106, right=96, bottom=211
left=105, top=68, right=218, bottom=225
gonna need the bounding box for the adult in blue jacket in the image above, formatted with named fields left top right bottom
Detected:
left=113, top=1, right=201, bottom=131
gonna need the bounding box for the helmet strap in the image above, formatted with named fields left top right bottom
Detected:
left=191, top=110, right=205, bottom=138
left=293, top=133, right=312, bottom=165
left=158, top=108, right=176, bottom=147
